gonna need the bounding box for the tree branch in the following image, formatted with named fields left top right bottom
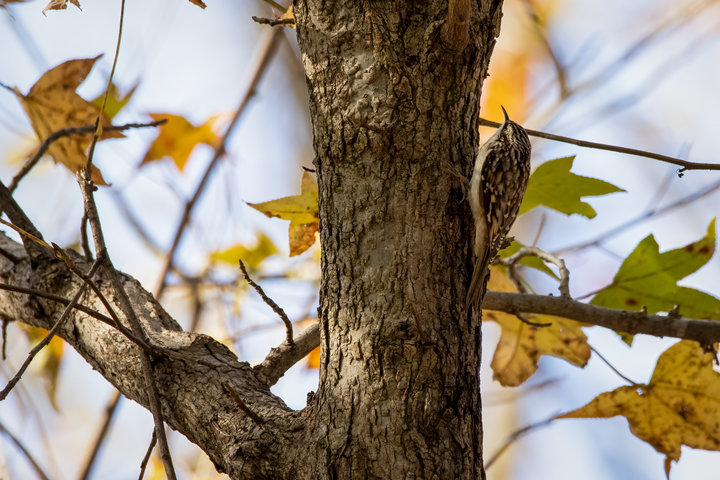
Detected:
left=254, top=322, right=320, bottom=386
left=0, top=422, right=51, bottom=480
left=479, top=118, right=720, bottom=172
left=483, top=292, right=720, bottom=344
left=8, top=120, right=167, bottom=193
left=0, top=232, right=302, bottom=479
left=0, top=181, right=49, bottom=261
left=155, top=29, right=282, bottom=299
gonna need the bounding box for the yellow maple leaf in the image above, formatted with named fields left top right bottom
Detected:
left=210, top=232, right=278, bottom=270
left=141, top=113, right=221, bottom=171
left=247, top=172, right=319, bottom=257
left=12, top=56, right=122, bottom=174
left=280, top=5, right=295, bottom=28
left=559, top=340, right=720, bottom=476
left=483, top=266, right=590, bottom=386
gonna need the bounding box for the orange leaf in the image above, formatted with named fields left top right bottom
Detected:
left=141, top=113, right=221, bottom=171
left=306, top=346, right=320, bottom=370
left=187, top=0, right=206, bottom=8
left=13, top=56, right=122, bottom=173
left=481, top=50, right=530, bottom=123
left=483, top=266, right=590, bottom=386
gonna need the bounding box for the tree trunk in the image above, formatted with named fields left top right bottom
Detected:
left=0, top=2, right=504, bottom=479
left=295, top=2, right=503, bottom=478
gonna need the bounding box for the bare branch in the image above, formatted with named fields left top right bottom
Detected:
left=77, top=167, right=177, bottom=480
left=498, top=246, right=570, bottom=298
left=252, top=15, right=295, bottom=27
left=478, top=118, right=720, bottom=172
left=0, top=231, right=300, bottom=479
left=255, top=322, right=320, bottom=386
left=483, top=292, right=720, bottom=344
left=8, top=120, right=166, bottom=193
left=0, top=422, right=51, bottom=480
left=155, top=29, right=282, bottom=299
left=138, top=430, right=157, bottom=480
left=239, top=259, right=294, bottom=346
left=0, top=281, right=113, bottom=324
left=0, top=260, right=100, bottom=401
left=78, top=390, right=122, bottom=480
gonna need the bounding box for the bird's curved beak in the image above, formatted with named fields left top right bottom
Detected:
left=500, top=105, right=509, bottom=123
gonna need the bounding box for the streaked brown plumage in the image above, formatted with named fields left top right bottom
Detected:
left=466, top=107, right=531, bottom=307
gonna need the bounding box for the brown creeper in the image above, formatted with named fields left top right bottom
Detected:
left=466, top=107, right=532, bottom=306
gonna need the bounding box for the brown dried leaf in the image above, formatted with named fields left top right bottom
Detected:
left=14, top=56, right=122, bottom=173
left=42, top=0, right=80, bottom=14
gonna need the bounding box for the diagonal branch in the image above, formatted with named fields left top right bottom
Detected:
left=482, top=292, right=720, bottom=344
left=0, top=231, right=302, bottom=479
left=238, top=259, right=294, bottom=346
left=9, top=120, right=166, bottom=193
left=0, top=259, right=100, bottom=401
left=155, top=28, right=282, bottom=299
left=254, top=322, right=319, bottom=386
left=478, top=118, right=720, bottom=172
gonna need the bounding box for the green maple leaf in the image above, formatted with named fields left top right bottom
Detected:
left=519, top=156, right=624, bottom=218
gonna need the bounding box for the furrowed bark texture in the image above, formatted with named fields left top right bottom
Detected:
left=0, top=233, right=301, bottom=479
left=295, top=2, right=503, bottom=478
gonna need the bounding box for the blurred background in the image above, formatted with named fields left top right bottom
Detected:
left=1, top=0, right=719, bottom=478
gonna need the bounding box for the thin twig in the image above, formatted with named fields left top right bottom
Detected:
left=155, top=28, right=282, bottom=299
left=75, top=5, right=177, bottom=469
left=78, top=390, right=122, bottom=480
left=77, top=165, right=177, bottom=480
left=0, top=282, right=113, bottom=324
left=138, top=430, right=157, bottom=480
left=478, top=118, right=720, bottom=172
left=0, top=181, right=49, bottom=260
left=554, top=178, right=720, bottom=254
left=499, top=246, right=571, bottom=298
left=0, top=421, right=51, bottom=480
left=254, top=322, right=319, bottom=386
left=484, top=415, right=558, bottom=470
left=238, top=259, right=294, bottom=346
left=80, top=210, right=93, bottom=259
left=8, top=120, right=166, bottom=193
left=0, top=260, right=100, bottom=401
left=1, top=316, right=7, bottom=359
left=85, top=0, right=126, bottom=171
left=588, top=343, right=639, bottom=386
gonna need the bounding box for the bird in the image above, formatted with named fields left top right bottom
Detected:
left=466, top=106, right=532, bottom=307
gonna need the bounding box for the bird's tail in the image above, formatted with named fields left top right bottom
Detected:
left=466, top=249, right=491, bottom=307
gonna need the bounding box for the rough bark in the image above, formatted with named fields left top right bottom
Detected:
left=0, top=233, right=301, bottom=479
left=294, top=2, right=502, bottom=478
left=0, top=2, right=504, bottom=479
